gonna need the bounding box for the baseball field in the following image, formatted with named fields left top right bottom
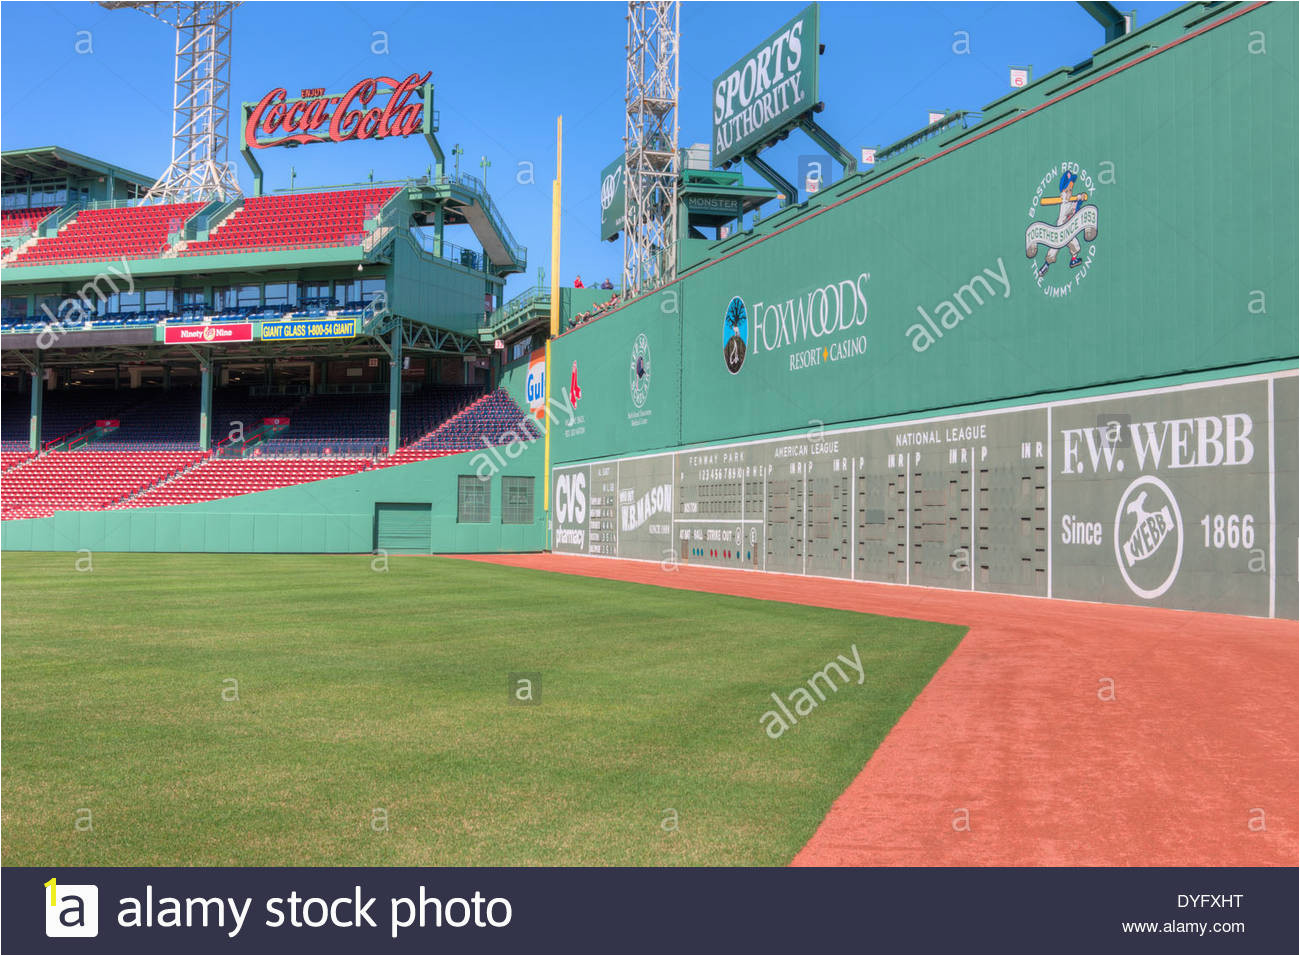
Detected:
left=0, top=552, right=963, bottom=867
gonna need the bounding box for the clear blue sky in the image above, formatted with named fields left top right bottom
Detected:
left=1, top=1, right=1182, bottom=300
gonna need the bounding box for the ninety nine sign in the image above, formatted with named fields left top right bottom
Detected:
left=244, top=72, right=431, bottom=150
left=163, top=323, right=253, bottom=345
left=260, top=319, right=357, bottom=341
left=712, top=4, right=819, bottom=167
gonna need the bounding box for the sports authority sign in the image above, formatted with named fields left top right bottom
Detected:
left=163, top=323, right=253, bottom=345
left=712, top=4, right=819, bottom=167
left=244, top=72, right=431, bottom=150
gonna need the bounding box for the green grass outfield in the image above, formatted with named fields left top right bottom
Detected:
left=2, top=553, right=964, bottom=866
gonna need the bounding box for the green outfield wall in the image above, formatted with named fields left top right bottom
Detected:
left=550, top=1, right=1298, bottom=463
left=0, top=443, right=546, bottom=555
left=545, top=2, right=1298, bottom=618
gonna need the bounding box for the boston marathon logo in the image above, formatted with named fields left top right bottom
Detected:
left=1025, top=162, right=1099, bottom=297
left=1113, top=476, right=1183, bottom=600
left=726, top=271, right=870, bottom=374
left=629, top=332, right=651, bottom=409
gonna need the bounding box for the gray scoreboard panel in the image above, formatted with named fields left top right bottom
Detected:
left=614, top=453, right=675, bottom=562
left=1051, top=379, right=1272, bottom=616
left=1275, top=375, right=1298, bottom=620
left=676, top=445, right=766, bottom=570
left=552, top=372, right=1296, bottom=618
left=552, top=463, right=591, bottom=554
left=587, top=462, right=619, bottom=556
left=883, top=409, right=1050, bottom=596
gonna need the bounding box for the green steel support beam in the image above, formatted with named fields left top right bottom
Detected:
left=241, top=103, right=265, bottom=197
left=199, top=358, right=213, bottom=451
left=798, top=115, right=858, bottom=175
left=1078, top=1, right=1131, bottom=43
left=434, top=205, right=444, bottom=258
left=29, top=357, right=43, bottom=453
left=388, top=324, right=402, bottom=455
left=422, top=81, right=445, bottom=181
left=745, top=153, right=798, bottom=208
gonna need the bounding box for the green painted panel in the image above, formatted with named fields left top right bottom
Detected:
left=376, top=502, right=433, bottom=554
left=2, top=442, right=547, bottom=555
left=599, top=154, right=625, bottom=242
left=551, top=286, right=681, bottom=460
left=551, top=2, right=1299, bottom=467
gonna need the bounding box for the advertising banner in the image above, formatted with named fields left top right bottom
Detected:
left=526, top=351, right=546, bottom=420
left=163, top=323, right=254, bottom=345
left=244, top=73, right=430, bottom=150
left=599, top=155, right=625, bottom=242
left=712, top=4, right=819, bottom=166
left=260, top=319, right=357, bottom=341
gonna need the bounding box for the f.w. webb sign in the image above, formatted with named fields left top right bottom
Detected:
left=712, top=4, right=819, bottom=167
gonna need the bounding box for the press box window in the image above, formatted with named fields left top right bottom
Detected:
left=501, top=477, right=534, bottom=525
left=457, top=475, right=491, bottom=523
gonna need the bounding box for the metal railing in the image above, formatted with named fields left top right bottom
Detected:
left=486, top=281, right=549, bottom=334
left=436, top=172, right=526, bottom=263
left=876, top=110, right=984, bottom=166
left=411, top=232, right=484, bottom=272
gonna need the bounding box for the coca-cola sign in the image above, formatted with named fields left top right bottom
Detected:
left=244, top=72, right=431, bottom=150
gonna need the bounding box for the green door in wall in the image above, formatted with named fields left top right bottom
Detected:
left=375, top=502, right=433, bottom=554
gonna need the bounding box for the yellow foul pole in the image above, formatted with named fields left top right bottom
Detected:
left=544, top=116, right=562, bottom=516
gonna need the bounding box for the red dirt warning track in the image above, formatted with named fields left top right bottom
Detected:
left=457, top=553, right=1298, bottom=867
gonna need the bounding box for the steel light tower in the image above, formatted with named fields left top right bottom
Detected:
left=103, top=1, right=242, bottom=203
left=623, top=0, right=679, bottom=297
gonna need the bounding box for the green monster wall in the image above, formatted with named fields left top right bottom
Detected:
left=545, top=2, right=1298, bottom=619
left=550, top=1, right=1297, bottom=462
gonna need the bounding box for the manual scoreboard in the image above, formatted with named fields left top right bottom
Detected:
left=552, top=373, right=1297, bottom=618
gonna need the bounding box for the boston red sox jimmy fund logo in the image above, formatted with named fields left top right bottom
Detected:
left=1025, top=162, right=1099, bottom=297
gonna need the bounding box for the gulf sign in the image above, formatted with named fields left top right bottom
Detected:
left=244, top=72, right=430, bottom=150
left=164, top=323, right=253, bottom=345
left=712, top=4, right=818, bottom=167
left=526, top=351, right=546, bottom=419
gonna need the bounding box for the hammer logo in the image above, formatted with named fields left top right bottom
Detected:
left=1113, top=476, right=1183, bottom=600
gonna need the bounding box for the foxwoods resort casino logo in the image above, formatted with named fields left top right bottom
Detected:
left=1025, top=162, right=1099, bottom=297
left=1113, top=475, right=1183, bottom=600
left=725, top=271, right=871, bottom=375
left=723, top=297, right=748, bottom=374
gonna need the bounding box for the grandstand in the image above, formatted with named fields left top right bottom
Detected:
left=0, top=141, right=545, bottom=542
